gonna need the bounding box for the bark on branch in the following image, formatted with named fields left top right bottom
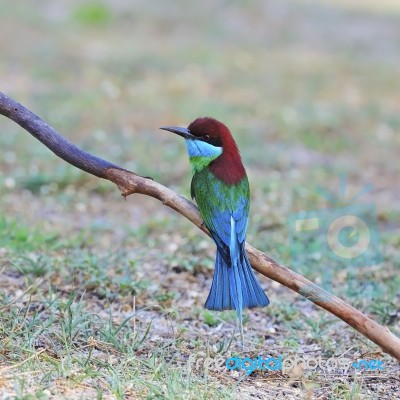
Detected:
left=1, top=91, right=399, bottom=361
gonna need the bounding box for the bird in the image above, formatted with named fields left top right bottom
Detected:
left=160, top=117, right=269, bottom=339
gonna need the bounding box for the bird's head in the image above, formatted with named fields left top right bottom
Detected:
left=160, top=117, right=239, bottom=161
left=161, top=117, right=246, bottom=181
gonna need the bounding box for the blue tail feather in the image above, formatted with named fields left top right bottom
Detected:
left=240, top=251, right=270, bottom=307
left=229, top=263, right=243, bottom=323
left=204, top=251, right=231, bottom=310
left=204, top=248, right=269, bottom=313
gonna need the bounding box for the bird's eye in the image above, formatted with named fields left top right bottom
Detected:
left=203, top=135, right=210, bottom=140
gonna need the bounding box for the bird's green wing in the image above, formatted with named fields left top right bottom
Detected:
left=191, top=168, right=250, bottom=251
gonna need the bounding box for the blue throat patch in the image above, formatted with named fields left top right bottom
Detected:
left=185, top=139, right=223, bottom=159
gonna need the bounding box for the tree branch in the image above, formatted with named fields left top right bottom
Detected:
left=1, top=91, right=399, bottom=361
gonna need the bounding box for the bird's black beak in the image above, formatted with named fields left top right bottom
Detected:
left=159, top=126, right=196, bottom=140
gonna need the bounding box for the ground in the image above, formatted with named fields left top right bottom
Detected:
left=0, top=0, right=399, bottom=399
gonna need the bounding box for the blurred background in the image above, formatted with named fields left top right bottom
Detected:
left=0, top=0, right=399, bottom=398
left=1, top=0, right=399, bottom=241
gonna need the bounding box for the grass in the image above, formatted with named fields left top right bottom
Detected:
left=1, top=0, right=400, bottom=398
left=0, top=292, right=233, bottom=399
